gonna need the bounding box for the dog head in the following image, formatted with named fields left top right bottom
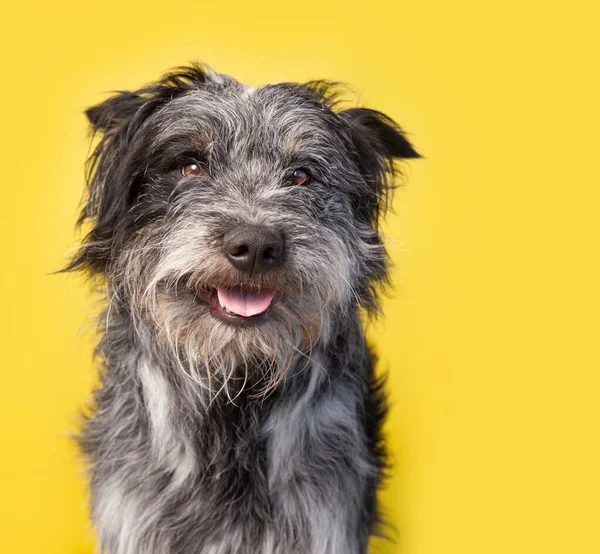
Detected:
left=72, top=63, right=419, bottom=392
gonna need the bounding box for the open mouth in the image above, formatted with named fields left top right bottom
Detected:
left=194, top=286, right=276, bottom=326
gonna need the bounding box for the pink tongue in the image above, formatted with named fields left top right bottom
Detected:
left=217, top=288, right=275, bottom=317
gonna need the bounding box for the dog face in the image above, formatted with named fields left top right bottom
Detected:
left=73, top=64, right=418, bottom=392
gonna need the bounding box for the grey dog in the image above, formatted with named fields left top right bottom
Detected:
left=69, top=62, right=419, bottom=554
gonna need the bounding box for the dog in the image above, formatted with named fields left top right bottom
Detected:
left=69, top=62, right=419, bottom=554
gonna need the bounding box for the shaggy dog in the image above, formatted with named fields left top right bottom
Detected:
left=70, top=62, right=419, bottom=554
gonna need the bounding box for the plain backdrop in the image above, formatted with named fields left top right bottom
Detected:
left=1, top=1, right=599, bottom=553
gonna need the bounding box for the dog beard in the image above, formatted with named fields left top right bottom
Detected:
left=107, top=223, right=347, bottom=402
left=146, top=285, right=324, bottom=401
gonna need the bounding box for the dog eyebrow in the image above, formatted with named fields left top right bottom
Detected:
left=151, top=130, right=212, bottom=150
left=147, top=135, right=213, bottom=169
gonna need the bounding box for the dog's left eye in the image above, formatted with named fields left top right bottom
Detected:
left=182, top=162, right=204, bottom=177
left=291, top=168, right=310, bottom=186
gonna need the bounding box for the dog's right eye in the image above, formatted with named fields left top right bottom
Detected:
left=182, top=162, right=204, bottom=177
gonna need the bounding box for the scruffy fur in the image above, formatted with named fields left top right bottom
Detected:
left=70, top=62, right=419, bottom=554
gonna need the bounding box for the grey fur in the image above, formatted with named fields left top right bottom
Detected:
left=71, top=63, right=419, bottom=554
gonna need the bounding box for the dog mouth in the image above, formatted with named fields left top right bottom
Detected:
left=193, top=286, right=276, bottom=326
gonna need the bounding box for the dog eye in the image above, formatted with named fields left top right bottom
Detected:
left=182, top=162, right=204, bottom=177
left=291, top=168, right=310, bottom=185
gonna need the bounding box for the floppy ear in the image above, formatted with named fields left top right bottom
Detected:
left=82, top=90, right=150, bottom=225
left=340, top=107, right=420, bottom=160
left=338, top=107, right=420, bottom=225
left=85, top=91, right=145, bottom=133
left=69, top=90, right=154, bottom=273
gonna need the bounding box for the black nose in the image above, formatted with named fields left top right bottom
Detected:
left=223, top=225, right=284, bottom=275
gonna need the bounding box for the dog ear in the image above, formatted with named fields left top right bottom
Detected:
left=340, top=108, right=420, bottom=161
left=338, top=107, right=420, bottom=225
left=68, top=63, right=210, bottom=273
left=85, top=91, right=145, bottom=133
left=69, top=90, right=161, bottom=274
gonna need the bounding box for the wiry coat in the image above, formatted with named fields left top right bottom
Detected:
left=71, top=63, right=419, bottom=554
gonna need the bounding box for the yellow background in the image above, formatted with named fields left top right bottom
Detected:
left=1, top=1, right=599, bottom=552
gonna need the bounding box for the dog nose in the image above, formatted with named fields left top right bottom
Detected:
left=223, top=225, right=283, bottom=275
